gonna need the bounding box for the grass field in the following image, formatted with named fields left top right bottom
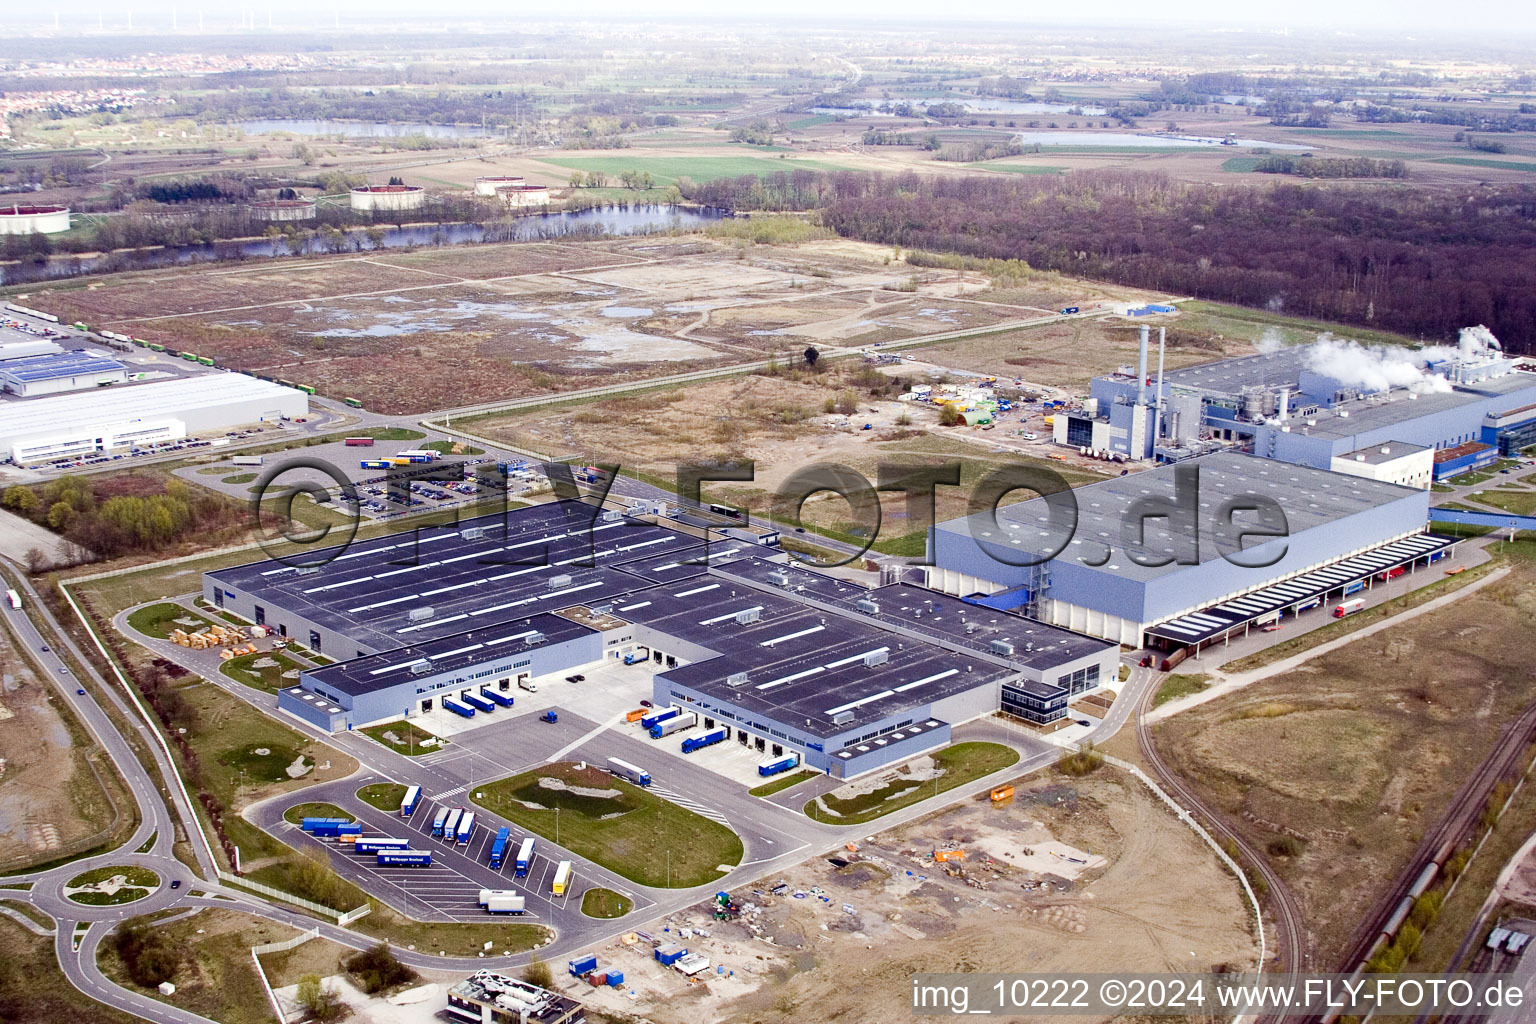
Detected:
left=534, top=154, right=856, bottom=185
left=804, top=742, right=1019, bottom=825
left=1153, top=540, right=1536, bottom=963
left=219, top=650, right=304, bottom=693
left=473, top=761, right=742, bottom=887
left=360, top=720, right=445, bottom=756
left=357, top=782, right=408, bottom=813
left=1469, top=489, right=1536, bottom=516
left=66, top=865, right=158, bottom=905
left=750, top=768, right=819, bottom=797
left=2, top=917, right=140, bottom=1024
left=125, top=601, right=212, bottom=639
left=581, top=887, right=634, bottom=918
left=965, top=161, right=1066, bottom=174
left=1430, top=157, right=1536, bottom=173
left=1153, top=673, right=1210, bottom=707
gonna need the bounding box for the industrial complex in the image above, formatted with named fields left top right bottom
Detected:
left=204, top=500, right=1117, bottom=777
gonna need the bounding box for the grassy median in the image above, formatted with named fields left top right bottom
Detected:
left=804, top=742, right=1019, bottom=825
left=473, top=761, right=742, bottom=888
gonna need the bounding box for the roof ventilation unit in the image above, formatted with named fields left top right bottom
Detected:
left=768, top=571, right=791, bottom=587
left=602, top=510, right=621, bottom=522
left=408, top=606, right=435, bottom=622
left=863, top=649, right=890, bottom=668
left=735, top=608, right=761, bottom=625
left=524, top=631, right=546, bottom=646
left=295, top=567, right=319, bottom=576
left=965, top=622, right=978, bottom=634
left=855, top=598, right=880, bottom=615
left=408, top=660, right=432, bottom=675
left=462, top=526, right=486, bottom=540
left=727, top=671, right=749, bottom=687
left=831, top=710, right=855, bottom=725
left=990, top=639, right=1015, bottom=657
left=591, top=604, right=614, bottom=616
left=548, top=574, right=573, bottom=589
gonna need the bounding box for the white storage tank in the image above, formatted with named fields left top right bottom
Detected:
left=496, top=184, right=551, bottom=208
left=250, top=199, right=317, bottom=222
left=474, top=175, right=526, bottom=197
left=349, top=185, right=426, bottom=212
left=0, top=204, right=70, bottom=235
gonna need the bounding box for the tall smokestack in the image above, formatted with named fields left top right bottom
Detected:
left=1278, top=388, right=1291, bottom=422
left=1137, top=325, right=1150, bottom=406
left=1153, top=326, right=1166, bottom=443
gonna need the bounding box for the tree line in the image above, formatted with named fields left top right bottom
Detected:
left=675, top=168, right=1536, bottom=353
left=1253, top=156, right=1408, bottom=179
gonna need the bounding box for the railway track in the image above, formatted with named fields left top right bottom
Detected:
left=1333, top=699, right=1536, bottom=977
left=1133, top=668, right=1309, bottom=978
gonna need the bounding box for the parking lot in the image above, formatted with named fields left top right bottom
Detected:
left=283, top=791, right=653, bottom=926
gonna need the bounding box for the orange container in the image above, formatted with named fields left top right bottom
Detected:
left=990, top=784, right=1015, bottom=803
left=625, top=708, right=647, bottom=723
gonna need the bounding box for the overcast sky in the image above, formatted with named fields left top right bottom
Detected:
left=19, top=0, right=1536, bottom=35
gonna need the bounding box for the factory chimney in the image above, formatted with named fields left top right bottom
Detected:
left=1152, top=326, right=1166, bottom=444
left=1277, top=388, right=1291, bottom=422
left=1137, top=324, right=1150, bottom=406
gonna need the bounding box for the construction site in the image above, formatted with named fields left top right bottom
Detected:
left=555, top=768, right=1256, bottom=1024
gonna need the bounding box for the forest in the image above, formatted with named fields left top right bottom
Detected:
left=682, top=169, right=1536, bottom=351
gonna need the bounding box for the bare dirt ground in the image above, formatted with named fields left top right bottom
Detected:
left=565, top=769, right=1256, bottom=1024
left=0, top=624, right=115, bottom=871
left=1153, top=549, right=1536, bottom=965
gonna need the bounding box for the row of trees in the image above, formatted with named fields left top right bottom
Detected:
left=1253, top=157, right=1408, bottom=179
left=711, top=167, right=1536, bottom=352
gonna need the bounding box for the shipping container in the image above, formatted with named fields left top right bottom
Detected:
left=377, top=850, right=431, bottom=866
left=432, top=807, right=449, bottom=837
left=343, top=398, right=364, bottom=408
left=148, top=343, right=165, bottom=352
left=460, top=692, right=496, bottom=714
left=355, top=837, right=413, bottom=853
left=650, top=711, right=698, bottom=739
left=343, top=437, right=375, bottom=447
left=197, top=356, right=215, bottom=366
left=442, top=698, right=475, bottom=719
left=682, top=728, right=727, bottom=753
left=639, top=707, right=679, bottom=731
left=625, top=708, right=648, bottom=723
left=480, top=688, right=515, bottom=708
left=654, top=944, right=687, bottom=966
left=758, top=753, right=800, bottom=777
left=456, top=811, right=476, bottom=846
left=298, top=384, right=316, bottom=395
left=301, top=816, right=351, bottom=832
left=608, top=757, right=651, bottom=787
left=400, top=785, right=421, bottom=817
left=552, top=860, right=572, bottom=896
left=515, top=838, right=535, bottom=877
left=569, top=955, right=598, bottom=977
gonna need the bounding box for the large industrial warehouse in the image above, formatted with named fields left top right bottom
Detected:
left=929, top=450, right=1458, bottom=646
left=0, top=373, right=307, bottom=464
left=204, top=501, right=1117, bottom=778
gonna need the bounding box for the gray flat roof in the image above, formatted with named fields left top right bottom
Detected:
left=1295, top=372, right=1536, bottom=440
left=306, top=611, right=593, bottom=697
left=0, top=373, right=293, bottom=435
left=936, top=450, right=1421, bottom=583
left=1336, top=441, right=1430, bottom=465
left=1158, top=347, right=1313, bottom=396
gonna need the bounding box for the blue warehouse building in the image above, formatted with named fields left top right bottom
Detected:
left=205, top=501, right=1116, bottom=778
left=929, top=451, right=1456, bottom=646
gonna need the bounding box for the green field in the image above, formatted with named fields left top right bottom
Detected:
left=1470, top=489, right=1536, bottom=516
left=580, top=887, right=633, bottom=918
left=357, top=783, right=408, bottom=814
left=125, top=602, right=212, bottom=639
left=219, top=650, right=304, bottom=693
left=1221, top=157, right=1264, bottom=172
left=221, top=473, right=258, bottom=485
left=473, top=761, right=742, bottom=887
left=966, top=162, right=1067, bottom=174
left=1153, top=673, right=1211, bottom=707
left=749, top=769, right=819, bottom=797
left=360, top=720, right=445, bottom=756
left=804, top=742, right=1020, bottom=825
left=535, top=155, right=856, bottom=186
left=1430, top=157, right=1536, bottom=173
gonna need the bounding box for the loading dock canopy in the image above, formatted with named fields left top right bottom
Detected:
left=1145, top=533, right=1460, bottom=647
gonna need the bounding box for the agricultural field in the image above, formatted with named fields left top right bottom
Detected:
left=0, top=621, right=123, bottom=872
left=1152, top=544, right=1536, bottom=964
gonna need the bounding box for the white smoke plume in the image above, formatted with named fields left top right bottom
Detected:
left=1254, top=328, right=1287, bottom=355
left=1304, top=333, right=1452, bottom=395
left=1459, top=325, right=1502, bottom=361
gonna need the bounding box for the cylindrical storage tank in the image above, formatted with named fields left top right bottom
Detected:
left=0, top=204, right=70, bottom=235
left=349, top=185, right=426, bottom=212
left=249, top=199, right=317, bottom=222
left=496, top=184, right=551, bottom=208
left=473, top=175, right=525, bottom=197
